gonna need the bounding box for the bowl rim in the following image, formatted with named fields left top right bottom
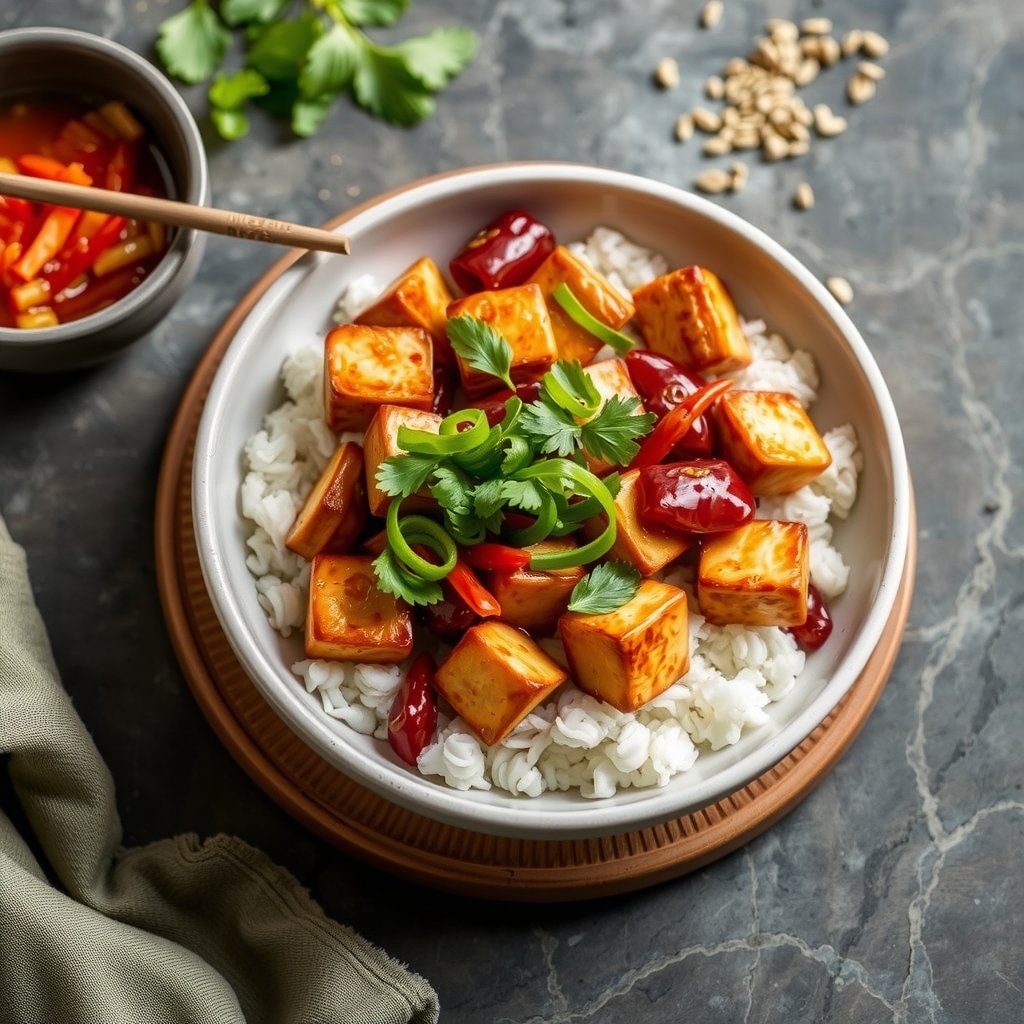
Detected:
left=0, top=26, right=209, bottom=347
left=192, top=161, right=912, bottom=838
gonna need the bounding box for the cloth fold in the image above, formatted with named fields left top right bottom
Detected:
left=0, top=514, right=440, bottom=1024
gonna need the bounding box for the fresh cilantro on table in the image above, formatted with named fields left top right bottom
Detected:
left=155, top=0, right=477, bottom=139
left=567, top=561, right=642, bottom=615
left=371, top=315, right=656, bottom=611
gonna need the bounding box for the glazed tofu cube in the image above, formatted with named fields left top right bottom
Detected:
left=580, top=357, right=648, bottom=476
left=355, top=256, right=457, bottom=366
left=285, top=441, right=367, bottom=559
left=488, top=538, right=585, bottom=633
left=435, top=621, right=569, bottom=745
left=697, top=519, right=809, bottom=627
left=713, top=389, right=832, bottom=495
left=446, top=283, right=558, bottom=397
left=526, top=245, right=635, bottom=365
left=324, top=323, right=434, bottom=432
left=362, top=404, right=443, bottom=517
left=580, top=469, right=693, bottom=576
left=305, top=554, right=414, bottom=662
left=631, top=265, right=752, bottom=375
left=559, top=579, right=690, bottom=712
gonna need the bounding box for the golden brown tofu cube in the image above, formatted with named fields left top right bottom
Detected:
left=285, top=441, right=367, bottom=560
left=435, top=621, right=569, bottom=745
left=526, top=245, right=635, bottom=365
left=323, top=323, right=434, bottom=432
left=488, top=538, right=585, bottom=633
left=305, top=554, right=414, bottom=662
left=631, top=265, right=752, bottom=375
left=580, top=469, right=693, bottom=576
left=697, top=519, right=809, bottom=627
left=713, top=389, right=832, bottom=495
left=580, top=357, right=648, bottom=476
left=362, top=404, right=442, bottom=517
left=559, top=579, right=690, bottom=713
left=355, top=256, right=457, bottom=366
left=446, top=283, right=558, bottom=397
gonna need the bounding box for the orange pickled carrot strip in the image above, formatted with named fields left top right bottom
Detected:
left=10, top=277, right=51, bottom=313
left=98, top=100, right=144, bottom=141
left=11, top=206, right=81, bottom=282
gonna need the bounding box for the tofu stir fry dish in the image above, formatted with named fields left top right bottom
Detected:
left=241, top=212, right=862, bottom=799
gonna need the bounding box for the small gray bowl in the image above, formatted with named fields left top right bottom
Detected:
left=0, top=28, right=209, bottom=372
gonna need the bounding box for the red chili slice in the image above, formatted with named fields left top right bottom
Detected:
left=629, top=378, right=734, bottom=470
left=446, top=554, right=502, bottom=618
left=625, top=349, right=715, bottom=456
left=637, top=459, right=755, bottom=534
left=387, top=652, right=439, bottom=766
left=788, top=583, right=834, bottom=652
left=460, top=542, right=531, bottom=572
left=449, top=210, right=556, bottom=294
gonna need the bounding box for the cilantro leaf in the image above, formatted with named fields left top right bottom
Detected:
left=247, top=14, right=322, bottom=81
left=429, top=466, right=474, bottom=515
left=567, top=562, right=641, bottom=615
left=376, top=452, right=436, bottom=497
left=209, top=68, right=271, bottom=109
left=446, top=315, right=515, bottom=390
left=578, top=396, right=655, bottom=466
left=337, top=0, right=410, bottom=27
left=352, top=47, right=436, bottom=125
left=291, top=93, right=335, bottom=136
left=221, top=0, right=290, bottom=26
left=397, top=27, right=477, bottom=90
left=373, top=548, right=442, bottom=606
left=518, top=399, right=582, bottom=458
left=211, top=107, right=251, bottom=140
left=299, top=22, right=361, bottom=98
left=156, top=0, right=231, bottom=84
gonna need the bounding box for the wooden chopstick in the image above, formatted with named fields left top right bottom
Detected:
left=0, top=171, right=351, bottom=256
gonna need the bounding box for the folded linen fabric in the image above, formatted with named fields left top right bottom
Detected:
left=0, top=514, right=439, bottom=1024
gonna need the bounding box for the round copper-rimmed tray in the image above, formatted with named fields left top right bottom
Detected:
left=154, top=245, right=916, bottom=903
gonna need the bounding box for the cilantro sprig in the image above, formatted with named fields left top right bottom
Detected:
left=155, top=0, right=477, bottom=139
left=568, top=562, right=642, bottom=615
left=372, top=316, right=655, bottom=609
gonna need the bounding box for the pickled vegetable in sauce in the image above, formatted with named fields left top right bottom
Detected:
left=0, top=94, right=171, bottom=329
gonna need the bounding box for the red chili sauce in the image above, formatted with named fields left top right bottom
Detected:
left=0, top=93, right=171, bottom=329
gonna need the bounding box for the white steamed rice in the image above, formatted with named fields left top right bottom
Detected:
left=239, top=227, right=862, bottom=800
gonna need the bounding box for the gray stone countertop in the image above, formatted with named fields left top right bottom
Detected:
left=1, top=1, right=1022, bottom=1021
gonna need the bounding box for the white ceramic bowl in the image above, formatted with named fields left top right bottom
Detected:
left=192, top=163, right=911, bottom=840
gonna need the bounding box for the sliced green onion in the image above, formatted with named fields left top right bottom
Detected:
left=397, top=409, right=490, bottom=456
left=513, top=458, right=618, bottom=569
left=542, top=361, right=601, bottom=419
left=503, top=489, right=558, bottom=547
left=385, top=503, right=457, bottom=581
left=553, top=282, right=636, bottom=355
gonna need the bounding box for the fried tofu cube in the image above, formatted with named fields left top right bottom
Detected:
left=697, top=519, right=809, bottom=627
left=305, top=554, right=414, bottom=662
left=631, top=265, right=752, bottom=375
left=446, top=283, right=558, bottom=397
left=435, top=621, right=569, bottom=745
left=362, top=404, right=442, bottom=516
left=355, top=256, right=457, bottom=366
left=580, top=469, right=693, bottom=576
left=488, top=538, right=585, bottom=633
left=285, top=441, right=368, bottom=559
left=580, top=357, right=648, bottom=476
left=559, top=579, right=690, bottom=712
left=713, top=389, right=832, bottom=495
left=324, top=323, right=434, bottom=432
left=526, top=245, right=635, bottom=365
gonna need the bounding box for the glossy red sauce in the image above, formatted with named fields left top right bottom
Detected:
left=0, top=93, right=171, bottom=329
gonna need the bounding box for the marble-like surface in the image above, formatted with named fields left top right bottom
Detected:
left=2, top=1, right=1022, bottom=1020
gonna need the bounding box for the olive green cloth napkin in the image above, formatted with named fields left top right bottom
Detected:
left=0, top=515, right=439, bottom=1024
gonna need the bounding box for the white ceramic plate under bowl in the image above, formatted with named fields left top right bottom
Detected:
left=191, top=163, right=911, bottom=841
